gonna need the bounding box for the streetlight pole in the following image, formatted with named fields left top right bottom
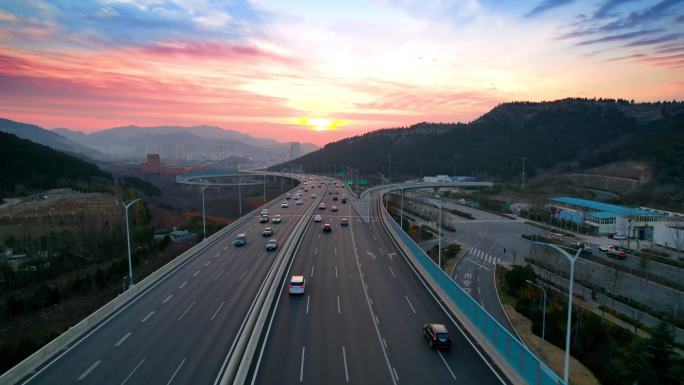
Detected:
left=525, top=279, right=547, bottom=358
left=438, top=201, right=442, bottom=268
left=521, top=157, right=527, bottom=190
left=535, top=242, right=581, bottom=384
left=200, top=185, right=208, bottom=239
left=400, top=187, right=404, bottom=229
left=238, top=177, right=242, bottom=218
left=122, top=198, right=142, bottom=288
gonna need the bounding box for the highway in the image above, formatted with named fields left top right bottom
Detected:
left=18, top=182, right=317, bottom=385
left=250, top=182, right=508, bottom=385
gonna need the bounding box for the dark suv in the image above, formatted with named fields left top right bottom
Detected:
left=423, top=323, right=451, bottom=350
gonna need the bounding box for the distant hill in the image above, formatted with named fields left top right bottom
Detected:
left=0, top=132, right=111, bottom=200
left=276, top=98, right=684, bottom=192
left=54, top=124, right=319, bottom=160
left=0, top=118, right=105, bottom=161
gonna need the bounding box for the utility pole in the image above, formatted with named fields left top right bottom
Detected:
left=521, top=157, right=527, bottom=190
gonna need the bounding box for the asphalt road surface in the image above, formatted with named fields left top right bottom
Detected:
left=251, top=184, right=508, bottom=385
left=19, top=185, right=317, bottom=385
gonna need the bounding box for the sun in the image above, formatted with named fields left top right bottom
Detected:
left=293, top=117, right=345, bottom=132
left=309, top=118, right=332, bottom=131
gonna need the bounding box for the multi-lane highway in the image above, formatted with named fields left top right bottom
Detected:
left=18, top=182, right=317, bottom=385
left=250, top=182, right=508, bottom=385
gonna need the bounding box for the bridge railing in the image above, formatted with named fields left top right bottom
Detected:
left=379, top=198, right=564, bottom=385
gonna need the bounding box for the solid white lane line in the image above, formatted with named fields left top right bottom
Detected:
left=78, top=360, right=101, bottom=381
left=299, top=347, right=306, bottom=383
left=337, top=295, right=341, bottom=314
left=465, top=258, right=490, bottom=270
left=210, top=301, right=225, bottom=321
left=178, top=301, right=196, bottom=321
left=335, top=265, right=338, bottom=278
left=193, top=270, right=201, bottom=277
left=120, top=357, right=145, bottom=385
left=179, top=281, right=188, bottom=289
left=404, top=296, right=417, bottom=314
left=238, top=268, right=248, bottom=282
left=342, top=346, right=350, bottom=383
left=141, top=311, right=154, bottom=323
left=214, top=269, right=226, bottom=282
left=166, top=358, right=186, bottom=385
left=393, top=367, right=400, bottom=382
left=115, top=332, right=132, bottom=347
left=306, top=296, right=310, bottom=315
left=367, top=251, right=376, bottom=260
left=389, top=266, right=396, bottom=279
left=311, top=265, right=315, bottom=277
left=162, top=294, right=173, bottom=304
left=437, top=351, right=457, bottom=380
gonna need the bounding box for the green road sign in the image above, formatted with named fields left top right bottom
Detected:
left=337, top=171, right=345, bottom=176
left=359, top=179, right=368, bottom=185
left=345, top=180, right=353, bottom=185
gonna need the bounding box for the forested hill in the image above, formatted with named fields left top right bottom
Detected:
left=0, top=132, right=111, bottom=199
left=277, top=98, right=684, bottom=183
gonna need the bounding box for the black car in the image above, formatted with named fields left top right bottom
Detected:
left=423, top=323, right=451, bottom=350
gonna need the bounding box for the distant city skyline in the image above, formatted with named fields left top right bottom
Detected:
left=0, top=0, right=682, bottom=145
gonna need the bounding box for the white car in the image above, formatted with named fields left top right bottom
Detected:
left=599, top=245, right=614, bottom=252
left=262, top=227, right=273, bottom=237
left=266, top=239, right=278, bottom=251
left=319, top=202, right=326, bottom=210
left=288, top=275, right=305, bottom=294
left=272, top=215, right=282, bottom=224
left=261, top=209, right=269, bottom=216
left=314, top=214, right=322, bottom=222
left=296, top=199, right=303, bottom=205
left=260, top=215, right=269, bottom=223
left=612, top=233, right=627, bottom=240
left=286, top=193, right=291, bottom=200
left=311, top=194, right=316, bottom=198
left=281, top=202, right=289, bottom=208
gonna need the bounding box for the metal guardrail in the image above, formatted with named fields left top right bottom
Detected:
left=378, top=196, right=564, bottom=385
left=0, top=178, right=305, bottom=385
left=219, top=185, right=326, bottom=385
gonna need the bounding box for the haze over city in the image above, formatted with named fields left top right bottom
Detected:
left=1, top=0, right=682, bottom=144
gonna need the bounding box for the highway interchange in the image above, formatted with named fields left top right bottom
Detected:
left=12, top=176, right=510, bottom=385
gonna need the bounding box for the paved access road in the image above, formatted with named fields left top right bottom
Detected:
left=251, top=183, right=508, bottom=385
left=20, top=186, right=317, bottom=385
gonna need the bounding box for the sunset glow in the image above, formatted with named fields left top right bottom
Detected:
left=0, top=1, right=682, bottom=145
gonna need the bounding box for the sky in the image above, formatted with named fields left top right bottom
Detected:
left=0, top=0, right=683, bottom=145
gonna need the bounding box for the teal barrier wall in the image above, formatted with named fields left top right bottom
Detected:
left=382, top=205, right=564, bottom=385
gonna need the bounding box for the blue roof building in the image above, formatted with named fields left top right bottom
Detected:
left=547, top=197, right=664, bottom=238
